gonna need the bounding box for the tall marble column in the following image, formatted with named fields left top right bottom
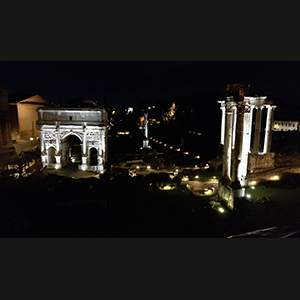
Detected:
left=247, top=105, right=254, bottom=153
left=222, top=102, right=234, bottom=180
left=240, top=102, right=252, bottom=179
left=220, top=104, right=225, bottom=145
left=263, top=105, right=276, bottom=154
left=253, top=106, right=263, bottom=153
left=232, top=106, right=237, bottom=149
left=231, top=102, right=244, bottom=185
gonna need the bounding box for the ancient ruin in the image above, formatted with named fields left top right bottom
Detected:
left=218, top=84, right=276, bottom=209
left=37, top=107, right=108, bottom=172
left=141, top=112, right=151, bottom=149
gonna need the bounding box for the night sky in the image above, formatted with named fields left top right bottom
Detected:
left=1, top=61, right=300, bottom=106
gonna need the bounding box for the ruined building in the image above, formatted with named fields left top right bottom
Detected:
left=218, top=83, right=276, bottom=209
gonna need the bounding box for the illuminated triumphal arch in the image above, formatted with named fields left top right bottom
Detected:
left=37, top=107, right=108, bottom=172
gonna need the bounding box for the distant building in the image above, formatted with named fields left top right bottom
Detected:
left=9, top=94, right=49, bottom=140
left=0, top=89, right=13, bottom=147
left=273, top=121, right=299, bottom=131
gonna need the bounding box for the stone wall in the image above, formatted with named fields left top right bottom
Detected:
left=248, top=152, right=276, bottom=173
left=218, top=180, right=234, bottom=210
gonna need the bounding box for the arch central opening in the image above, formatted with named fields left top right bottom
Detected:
left=68, top=135, right=82, bottom=164
left=61, top=134, right=82, bottom=168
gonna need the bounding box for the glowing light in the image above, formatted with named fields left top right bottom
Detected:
left=170, top=146, right=173, bottom=149
left=136, top=166, right=140, bottom=169
left=195, top=155, right=200, bottom=159
left=246, top=194, right=251, bottom=199
left=213, top=176, right=216, bottom=179
left=195, top=175, right=199, bottom=179
left=249, top=181, right=257, bottom=186
left=271, top=175, right=280, bottom=181
left=218, top=207, right=225, bottom=213
left=175, top=148, right=180, bottom=151
left=163, top=185, right=173, bottom=190
left=55, top=165, right=60, bottom=169
left=159, top=141, right=162, bottom=144
left=251, top=186, right=255, bottom=190
left=176, top=169, right=178, bottom=172
left=30, top=137, right=33, bottom=141
left=164, top=144, right=167, bottom=146
left=183, top=152, right=189, bottom=155
left=147, top=165, right=150, bottom=169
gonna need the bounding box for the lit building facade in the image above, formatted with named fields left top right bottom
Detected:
left=37, top=107, right=108, bottom=172
left=272, top=121, right=299, bottom=131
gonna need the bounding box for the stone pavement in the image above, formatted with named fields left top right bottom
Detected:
left=47, top=163, right=100, bottom=180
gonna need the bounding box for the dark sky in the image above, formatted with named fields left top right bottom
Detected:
left=1, top=61, right=300, bottom=106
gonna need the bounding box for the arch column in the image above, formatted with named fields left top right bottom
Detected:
left=55, top=128, right=62, bottom=169
left=81, top=129, right=88, bottom=170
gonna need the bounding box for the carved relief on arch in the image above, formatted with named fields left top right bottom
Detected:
left=86, top=131, right=100, bottom=141
left=44, top=131, right=56, bottom=141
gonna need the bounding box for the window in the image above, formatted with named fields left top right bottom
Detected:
left=69, top=116, right=72, bottom=121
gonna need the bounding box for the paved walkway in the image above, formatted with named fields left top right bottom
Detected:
left=47, top=164, right=100, bottom=179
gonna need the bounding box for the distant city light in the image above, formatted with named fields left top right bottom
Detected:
left=183, top=151, right=189, bottom=155
left=175, top=148, right=180, bottom=151
left=136, top=166, right=139, bottom=169
left=170, top=146, right=173, bottom=149
left=195, top=155, right=200, bottom=159
left=271, top=175, right=280, bottom=181
left=164, top=144, right=167, bottom=146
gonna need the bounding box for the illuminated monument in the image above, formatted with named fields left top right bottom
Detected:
left=37, top=107, right=108, bottom=172
left=218, top=84, right=276, bottom=209
left=141, top=112, right=151, bottom=149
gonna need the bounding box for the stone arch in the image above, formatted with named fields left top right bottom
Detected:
left=89, top=147, right=98, bottom=166
left=48, top=146, right=56, bottom=164
left=61, top=131, right=83, bottom=142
